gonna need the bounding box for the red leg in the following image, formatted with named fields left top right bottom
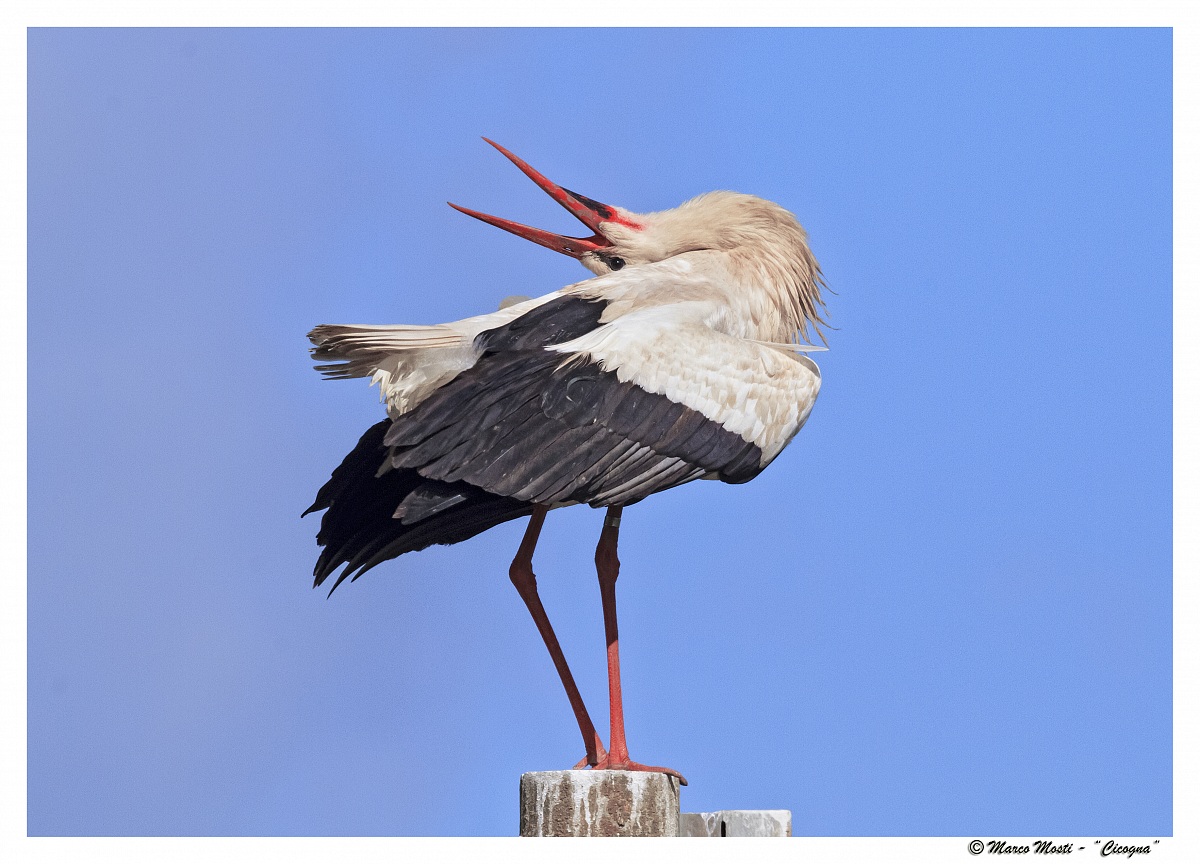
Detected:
left=590, top=507, right=688, bottom=786
left=510, top=506, right=608, bottom=768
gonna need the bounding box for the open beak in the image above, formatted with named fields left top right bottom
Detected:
left=448, top=138, right=619, bottom=259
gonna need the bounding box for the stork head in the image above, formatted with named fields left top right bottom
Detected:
left=450, top=139, right=829, bottom=343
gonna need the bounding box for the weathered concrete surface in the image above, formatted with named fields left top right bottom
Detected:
left=519, top=770, right=681, bottom=837
left=679, top=809, right=792, bottom=837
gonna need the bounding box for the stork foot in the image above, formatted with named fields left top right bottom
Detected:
left=571, top=741, right=609, bottom=770
left=590, top=754, right=688, bottom=786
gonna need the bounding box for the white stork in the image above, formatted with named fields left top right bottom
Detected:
left=305, top=140, right=829, bottom=784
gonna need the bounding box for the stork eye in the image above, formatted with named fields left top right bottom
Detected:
left=606, top=256, right=626, bottom=271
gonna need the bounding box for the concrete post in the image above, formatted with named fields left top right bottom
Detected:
left=679, top=809, right=793, bottom=837
left=518, top=770, right=681, bottom=837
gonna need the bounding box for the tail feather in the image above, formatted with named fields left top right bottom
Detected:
left=305, top=419, right=534, bottom=594
left=308, top=323, right=465, bottom=379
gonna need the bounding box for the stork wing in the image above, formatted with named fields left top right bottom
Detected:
left=380, top=295, right=771, bottom=511
left=308, top=290, right=820, bottom=589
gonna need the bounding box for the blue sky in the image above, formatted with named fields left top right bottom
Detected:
left=27, top=28, right=1171, bottom=836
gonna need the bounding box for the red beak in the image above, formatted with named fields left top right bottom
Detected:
left=449, top=138, right=628, bottom=259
